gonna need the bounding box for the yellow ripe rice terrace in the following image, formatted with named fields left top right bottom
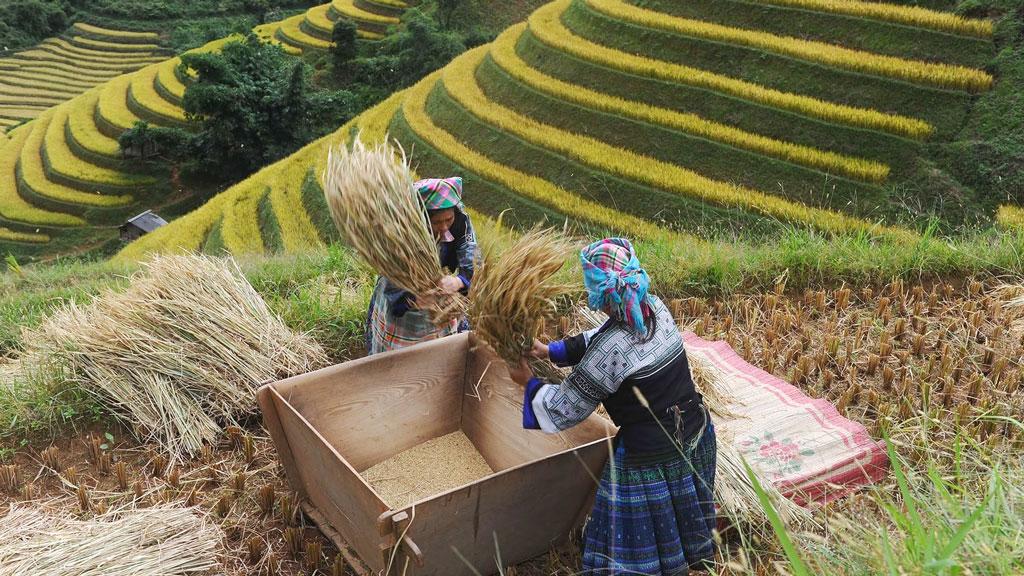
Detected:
left=528, top=1, right=934, bottom=139
left=588, top=0, right=992, bottom=92
left=442, top=47, right=914, bottom=240
left=754, top=0, right=993, bottom=37
left=488, top=26, right=890, bottom=183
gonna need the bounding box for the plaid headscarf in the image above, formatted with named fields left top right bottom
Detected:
left=414, top=177, right=464, bottom=211
left=581, top=238, right=651, bottom=336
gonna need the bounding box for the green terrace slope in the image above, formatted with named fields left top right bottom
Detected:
left=0, top=2, right=405, bottom=260
left=119, top=0, right=1017, bottom=269
left=0, top=23, right=166, bottom=131
left=254, top=0, right=408, bottom=53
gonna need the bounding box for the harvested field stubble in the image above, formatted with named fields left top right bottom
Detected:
left=0, top=425, right=353, bottom=576
left=678, top=279, right=1024, bottom=449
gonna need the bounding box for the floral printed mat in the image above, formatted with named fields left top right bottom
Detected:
left=684, top=333, right=889, bottom=506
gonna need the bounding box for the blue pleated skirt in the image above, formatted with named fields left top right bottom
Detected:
left=582, top=420, right=717, bottom=575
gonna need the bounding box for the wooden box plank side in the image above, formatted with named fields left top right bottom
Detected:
left=256, top=385, right=305, bottom=498
left=270, top=387, right=390, bottom=574
left=396, top=439, right=611, bottom=576
left=274, top=333, right=470, bottom=471
left=462, top=339, right=616, bottom=471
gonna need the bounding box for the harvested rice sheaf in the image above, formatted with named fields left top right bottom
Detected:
left=322, top=134, right=466, bottom=324
left=469, top=226, right=574, bottom=365
left=17, top=254, right=327, bottom=462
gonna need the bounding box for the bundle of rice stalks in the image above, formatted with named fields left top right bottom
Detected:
left=322, top=134, right=464, bottom=324
left=469, top=227, right=574, bottom=365
left=0, top=503, right=222, bottom=575
left=18, top=255, right=326, bottom=462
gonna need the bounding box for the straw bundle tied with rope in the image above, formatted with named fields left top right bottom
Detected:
left=323, top=134, right=465, bottom=325
left=0, top=504, right=222, bottom=576
left=469, top=226, right=575, bottom=365
left=17, top=255, right=326, bottom=463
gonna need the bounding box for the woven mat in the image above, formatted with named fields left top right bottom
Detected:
left=684, top=332, right=888, bottom=506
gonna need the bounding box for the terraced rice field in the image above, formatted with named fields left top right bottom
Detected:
left=0, top=3, right=401, bottom=258
left=0, top=23, right=165, bottom=130
left=120, top=0, right=1018, bottom=262
left=255, top=0, right=406, bottom=53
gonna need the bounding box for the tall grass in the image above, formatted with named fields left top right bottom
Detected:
left=750, top=416, right=1024, bottom=575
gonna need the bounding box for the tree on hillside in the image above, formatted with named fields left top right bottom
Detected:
left=331, top=18, right=359, bottom=68
left=124, top=35, right=357, bottom=182
left=0, top=0, right=69, bottom=51
left=350, top=9, right=465, bottom=93
left=435, top=0, right=462, bottom=29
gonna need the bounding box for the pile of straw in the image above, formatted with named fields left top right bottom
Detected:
left=469, top=227, right=574, bottom=365
left=18, top=255, right=326, bottom=462
left=322, top=134, right=464, bottom=324
left=0, top=504, right=222, bottom=575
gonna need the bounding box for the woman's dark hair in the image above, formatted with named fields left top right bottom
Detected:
left=640, top=299, right=658, bottom=343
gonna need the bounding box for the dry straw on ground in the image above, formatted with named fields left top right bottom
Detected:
left=0, top=503, right=222, bottom=575
left=470, top=226, right=574, bottom=365
left=322, top=134, right=465, bottom=324
left=16, top=255, right=326, bottom=462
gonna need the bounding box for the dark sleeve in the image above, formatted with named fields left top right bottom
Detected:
left=382, top=278, right=414, bottom=317
left=548, top=333, right=589, bottom=368
left=548, top=321, right=609, bottom=367
left=454, top=212, right=477, bottom=293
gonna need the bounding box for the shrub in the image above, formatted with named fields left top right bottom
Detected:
left=352, top=9, right=466, bottom=91
left=331, top=19, right=359, bottom=67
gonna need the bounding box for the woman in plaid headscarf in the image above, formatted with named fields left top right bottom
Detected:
left=365, top=176, right=477, bottom=355
left=508, top=238, right=717, bottom=575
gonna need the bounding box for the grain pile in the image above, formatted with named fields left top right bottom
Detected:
left=0, top=504, right=222, bottom=576
left=322, top=134, right=465, bottom=324
left=362, top=431, right=494, bottom=509
left=15, top=255, right=327, bottom=462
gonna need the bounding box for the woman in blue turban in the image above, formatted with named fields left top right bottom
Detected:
left=509, top=237, right=717, bottom=575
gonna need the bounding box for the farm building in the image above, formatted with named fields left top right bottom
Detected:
left=120, top=210, right=167, bottom=242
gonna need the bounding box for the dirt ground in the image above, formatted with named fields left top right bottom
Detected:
left=1, top=279, right=1021, bottom=575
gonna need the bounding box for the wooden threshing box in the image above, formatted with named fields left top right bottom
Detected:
left=258, top=333, right=615, bottom=575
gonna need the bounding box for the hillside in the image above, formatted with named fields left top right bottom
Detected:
left=0, top=23, right=167, bottom=131
left=119, top=0, right=1024, bottom=285
left=0, top=1, right=407, bottom=259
